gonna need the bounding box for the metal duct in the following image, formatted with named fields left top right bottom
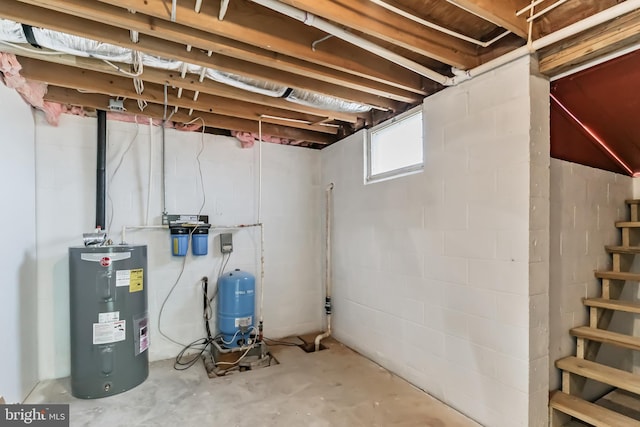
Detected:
left=96, top=110, right=107, bottom=230
left=0, top=18, right=371, bottom=113
left=205, top=69, right=288, bottom=97
left=0, top=19, right=26, bottom=43
left=286, top=90, right=372, bottom=113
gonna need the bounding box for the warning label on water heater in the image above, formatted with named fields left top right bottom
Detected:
left=116, top=268, right=144, bottom=293
left=93, top=320, right=126, bottom=345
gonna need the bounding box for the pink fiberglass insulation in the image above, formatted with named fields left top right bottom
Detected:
left=231, top=130, right=301, bottom=148
left=1, top=53, right=281, bottom=147
left=0, top=52, right=63, bottom=125
left=106, top=112, right=203, bottom=132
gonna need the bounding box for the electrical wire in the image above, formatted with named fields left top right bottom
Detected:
left=214, top=344, right=253, bottom=366
left=183, top=117, right=207, bottom=216
left=158, top=226, right=201, bottom=348
left=219, top=252, right=231, bottom=278
left=160, top=117, right=207, bottom=358
left=107, top=116, right=139, bottom=236
left=99, top=57, right=144, bottom=78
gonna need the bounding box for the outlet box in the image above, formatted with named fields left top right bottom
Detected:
left=108, top=99, right=125, bottom=112
left=220, top=233, right=233, bottom=253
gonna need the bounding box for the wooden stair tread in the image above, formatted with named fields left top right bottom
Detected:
left=571, top=326, right=640, bottom=351
left=550, top=391, right=638, bottom=427
left=595, top=271, right=640, bottom=281
left=605, top=245, right=640, bottom=254
left=584, top=298, right=640, bottom=314
left=557, top=356, right=640, bottom=395
left=616, top=221, right=640, bottom=228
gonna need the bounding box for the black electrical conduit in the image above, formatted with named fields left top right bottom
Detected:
left=96, top=110, right=107, bottom=230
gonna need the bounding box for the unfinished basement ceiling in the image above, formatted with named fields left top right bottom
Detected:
left=1, top=0, right=640, bottom=147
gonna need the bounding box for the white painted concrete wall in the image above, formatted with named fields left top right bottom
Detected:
left=633, top=177, right=640, bottom=198
left=35, top=114, right=322, bottom=380
left=0, top=83, right=39, bottom=402
left=549, top=159, right=633, bottom=395
left=321, top=57, right=549, bottom=427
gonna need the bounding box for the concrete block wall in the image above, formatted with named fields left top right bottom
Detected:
left=549, top=159, right=633, bottom=394
left=321, top=56, right=550, bottom=427
left=0, top=83, right=39, bottom=402
left=35, top=114, right=322, bottom=380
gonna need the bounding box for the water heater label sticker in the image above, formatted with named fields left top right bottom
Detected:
left=133, top=313, right=149, bottom=355
left=92, top=320, right=126, bottom=345
left=235, top=316, right=252, bottom=328
left=139, top=323, right=149, bottom=353
left=129, top=269, right=144, bottom=293
left=116, top=270, right=130, bottom=287
left=98, top=311, right=120, bottom=323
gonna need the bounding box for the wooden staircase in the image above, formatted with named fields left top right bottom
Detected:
left=550, top=199, right=640, bottom=426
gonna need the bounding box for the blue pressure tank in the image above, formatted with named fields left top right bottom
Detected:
left=217, top=269, right=255, bottom=348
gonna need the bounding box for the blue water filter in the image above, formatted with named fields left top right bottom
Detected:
left=191, top=227, right=209, bottom=256
left=217, top=269, right=255, bottom=348
left=170, top=227, right=189, bottom=256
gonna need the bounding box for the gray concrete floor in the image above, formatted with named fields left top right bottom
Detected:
left=27, top=338, right=481, bottom=427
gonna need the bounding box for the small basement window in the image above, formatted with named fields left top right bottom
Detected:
left=365, top=106, right=424, bottom=184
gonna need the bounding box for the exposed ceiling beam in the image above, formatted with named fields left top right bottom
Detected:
left=0, top=1, right=409, bottom=109
left=98, top=0, right=430, bottom=94
left=539, top=8, right=640, bottom=76
left=18, top=56, right=339, bottom=134
left=0, top=44, right=365, bottom=124
left=44, top=87, right=337, bottom=144
left=276, top=0, right=479, bottom=68
left=446, top=0, right=529, bottom=39
left=15, top=0, right=431, bottom=101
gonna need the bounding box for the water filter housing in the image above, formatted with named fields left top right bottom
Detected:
left=217, top=269, right=255, bottom=348
left=68, top=245, right=149, bottom=398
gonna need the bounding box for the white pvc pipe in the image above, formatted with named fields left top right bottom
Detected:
left=445, top=0, right=503, bottom=27
left=219, top=0, right=230, bottom=20
left=171, top=0, right=177, bottom=22
left=121, top=225, right=167, bottom=244
left=145, top=117, right=153, bottom=225
left=369, top=0, right=509, bottom=48
left=527, top=0, right=569, bottom=22
left=121, top=223, right=262, bottom=243
left=249, top=0, right=450, bottom=85
left=315, top=182, right=334, bottom=351
left=252, top=0, right=640, bottom=88
left=258, top=118, right=265, bottom=329
left=517, top=0, right=547, bottom=16
left=446, top=0, right=640, bottom=85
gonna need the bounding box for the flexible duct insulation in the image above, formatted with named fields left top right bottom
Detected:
left=0, top=18, right=371, bottom=113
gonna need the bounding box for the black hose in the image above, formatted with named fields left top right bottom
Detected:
left=96, top=110, right=107, bottom=230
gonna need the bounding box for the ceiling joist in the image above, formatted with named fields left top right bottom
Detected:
left=0, top=43, right=365, bottom=125
left=0, top=0, right=410, bottom=110
left=539, top=8, right=640, bottom=76
left=15, top=0, right=430, bottom=101
left=446, top=0, right=529, bottom=39
left=1, top=0, right=639, bottom=146
left=18, top=56, right=340, bottom=135
left=44, top=87, right=337, bottom=144
left=97, top=0, right=429, bottom=95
